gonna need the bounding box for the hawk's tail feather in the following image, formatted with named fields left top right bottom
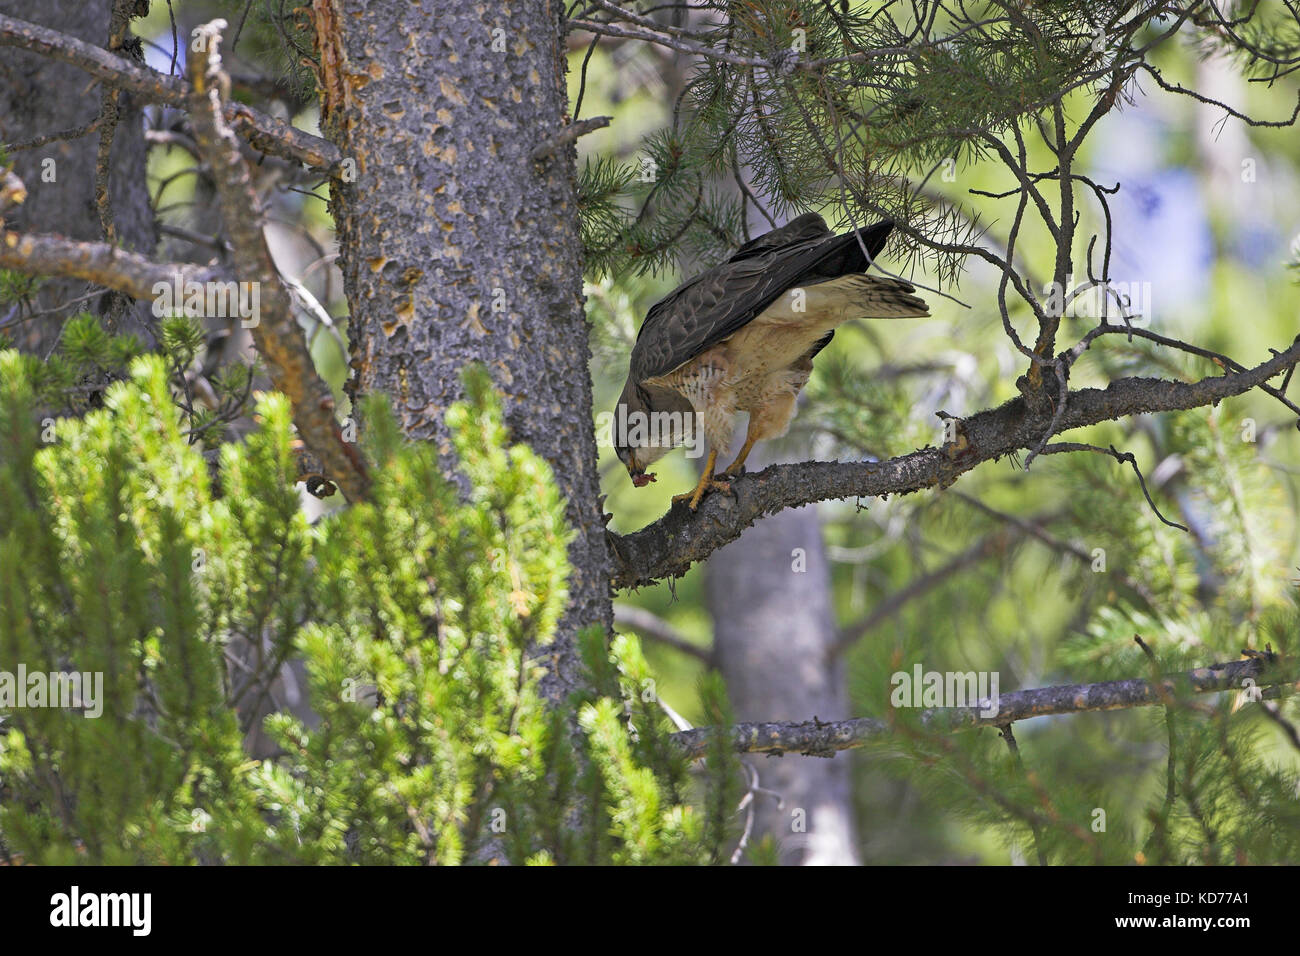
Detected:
left=849, top=274, right=930, bottom=318
left=803, top=220, right=896, bottom=278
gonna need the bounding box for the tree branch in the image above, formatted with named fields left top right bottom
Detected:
left=0, top=231, right=229, bottom=297
left=607, top=338, right=1300, bottom=589
left=531, top=115, right=612, bottom=161
left=0, top=13, right=340, bottom=171
left=670, top=655, right=1296, bottom=760
left=185, top=20, right=369, bottom=502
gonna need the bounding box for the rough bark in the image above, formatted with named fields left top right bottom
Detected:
left=319, top=0, right=611, bottom=696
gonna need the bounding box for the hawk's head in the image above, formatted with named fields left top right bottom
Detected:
left=615, top=443, right=659, bottom=488
left=613, top=382, right=685, bottom=487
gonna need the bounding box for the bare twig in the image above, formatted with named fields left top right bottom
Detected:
left=5, top=116, right=105, bottom=152
left=1039, top=442, right=1188, bottom=531
left=531, top=115, right=612, bottom=161
left=999, top=723, right=1048, bottom=866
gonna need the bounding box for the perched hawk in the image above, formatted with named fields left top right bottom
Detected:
left=613, top=213, right=929, bottom=509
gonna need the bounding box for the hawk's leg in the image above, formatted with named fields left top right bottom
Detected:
left=719, top=410, right=767, bottom=478
left=671, top=448, right=731, bottom=510
left=719, top=387, right=799, bottom=478
left=719, top=434, right=757, bottom=479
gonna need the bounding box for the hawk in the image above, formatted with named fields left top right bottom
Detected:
left=613, top=213, right=929, bottom=509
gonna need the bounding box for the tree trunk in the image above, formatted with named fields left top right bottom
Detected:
left=0, top=0, right=154, bottom=348
left=706, top=441, right=861, bottom=865
left=319, top=0, right=611, bottom=697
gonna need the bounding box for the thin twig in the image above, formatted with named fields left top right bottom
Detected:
left=1039, top=442, right=1188, bottom=532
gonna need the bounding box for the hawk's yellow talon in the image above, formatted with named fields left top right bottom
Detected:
left=672, top=449, right=730, bottom=510
left=672, top=478, right=732, bottom=511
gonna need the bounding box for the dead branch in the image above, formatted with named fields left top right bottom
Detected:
left=670, top=655, right=1296, bottom=760
left=185, top=20, right=368, bottom=502
left=0, top=231, right=228, bottom=297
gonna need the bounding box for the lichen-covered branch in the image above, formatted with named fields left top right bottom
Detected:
left=670, top=656, right=1296, bottom=760
left=0, top=230, right=229, bottom=297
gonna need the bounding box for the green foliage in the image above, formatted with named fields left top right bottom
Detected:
left=158, top=315, right=205, bottom=367
left=0, top=356, right=737, bottom=864
left=573, top=633, right=741, bottom=864
left=577, top=143, right=746, bottom=279
left=573, top=1, right=1150, bottom=282
left=865, top=594, right=1300, bottom=866
left=12, top=311, right=255, bottom=446
left=0, top=270, right=39, bottom=308
left=0, top=350, right=262, bottom=864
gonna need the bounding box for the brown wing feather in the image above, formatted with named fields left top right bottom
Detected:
left=727, top=211, right=832, bottom=262
left=629, top=215, right=896, bottom=384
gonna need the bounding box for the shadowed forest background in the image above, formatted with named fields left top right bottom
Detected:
left=578, top=1, right=1300, bottom=864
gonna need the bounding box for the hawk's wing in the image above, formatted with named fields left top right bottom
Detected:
left=630, top=214, right=896, bottom=383
left=726, top=210, right=835, bottom=262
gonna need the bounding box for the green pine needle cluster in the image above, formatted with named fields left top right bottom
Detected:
left=578, top=139, right=746, bottom=279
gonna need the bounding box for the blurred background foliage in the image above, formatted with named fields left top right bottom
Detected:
left=573, top=2, right=1300, bottom=863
